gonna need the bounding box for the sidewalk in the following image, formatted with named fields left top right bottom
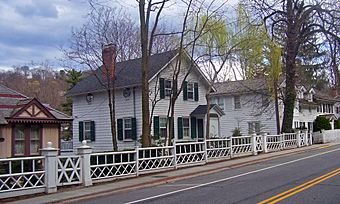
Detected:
left=4, top=144, right=333, bottom=204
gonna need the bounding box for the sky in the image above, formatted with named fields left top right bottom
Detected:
left=0, top=0, right=237, bottom=71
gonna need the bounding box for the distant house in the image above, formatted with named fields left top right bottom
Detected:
left=211, top=78, right=339, bottom=135
left=211, top=78, right=278, bottom=136
left=67, top=50, right=224, bottom=152
left=0, top=85, right=72, bottom=158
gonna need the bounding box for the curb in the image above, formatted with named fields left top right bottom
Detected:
left=51, top=145, right=323, bottom=204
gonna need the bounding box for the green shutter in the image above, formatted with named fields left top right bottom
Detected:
left=194, top=83, right=199, bottom=101
left=160, top=78, right=165, bottom=99
left=132, top=118, right=137, bottom=140
left=79, top=121, right=84, bottom=142
left=191, top=117, right=197, bottom=139
left=90, top=121, right=96, bottom=141
left=168, top=117, right=174, bottom=139
left=183, top=81, right=188, bottom=100
left=117, top=119, right=123, bottom=141
left=177, top=117, right=183, bottom=139
left=153, top=116, right=160, bottom=139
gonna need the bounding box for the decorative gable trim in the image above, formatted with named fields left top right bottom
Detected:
left=11, top=98, right=56, bottom=120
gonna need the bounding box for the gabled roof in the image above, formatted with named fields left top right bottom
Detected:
left=0, top=85, right=71, bottom=124
left=67, top=50, right=179, bottom=96
left=190, top=104, right=225, bottom=116
left=212, top=78, right=268, bottom=96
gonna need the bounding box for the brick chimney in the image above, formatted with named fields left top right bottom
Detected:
left=102, top=43, right=116, bottom=81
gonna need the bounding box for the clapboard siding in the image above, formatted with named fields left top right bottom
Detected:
left=72, top=55, right=209, bottom=151
left=214, top=93, right=277, bottom=137
left=149, top=59, right=208, bottom=140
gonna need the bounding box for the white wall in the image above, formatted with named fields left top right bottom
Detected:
left=214, top=93, right=277, bottom=137
left=72, top=56, right=210, bottom=151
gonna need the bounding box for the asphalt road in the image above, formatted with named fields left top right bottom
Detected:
left=74, top=145, right=340, bottom=204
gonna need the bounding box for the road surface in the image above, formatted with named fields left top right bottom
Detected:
left=74, top=144, right=340, bottom=204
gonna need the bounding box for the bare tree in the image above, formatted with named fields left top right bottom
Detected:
left=247, top=0, right=340, bottom=132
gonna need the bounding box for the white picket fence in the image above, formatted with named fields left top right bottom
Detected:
left=0, top=132, right=313, bottom=199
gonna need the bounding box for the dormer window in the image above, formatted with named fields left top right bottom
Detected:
left=308, top=93, right=313, bottom=102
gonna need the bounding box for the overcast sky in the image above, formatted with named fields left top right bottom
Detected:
left=0, top=0, right=237, bottom=71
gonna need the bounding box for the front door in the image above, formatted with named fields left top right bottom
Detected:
left=197, top=119, right=204, bottom=138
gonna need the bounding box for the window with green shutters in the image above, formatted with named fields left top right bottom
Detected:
left=183, top=81, right=199, bottom=101
left=177, top=117, right=183, bottom=139
left=117, top=118, right=137, bottom=141
left=159, top=78, right=172, bottom=99
left=79, top=121, right=95, bottom=142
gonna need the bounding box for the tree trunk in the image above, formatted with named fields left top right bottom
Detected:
left=274, top=79, right=280, bottom=134
left=282, top=0, right=297, bottom=133
left=108, top=85, right=118, bottom=151
left=205, top=91, right=211, bottom=139
left=139, top=0, right=151, bottom=147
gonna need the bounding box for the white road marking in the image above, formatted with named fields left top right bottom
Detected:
left=125, top=148, right=340, bottom=204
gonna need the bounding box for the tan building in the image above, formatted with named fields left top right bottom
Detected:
left=0, top=84, right=71, bottom=158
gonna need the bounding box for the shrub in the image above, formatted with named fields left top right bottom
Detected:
left=335, top=119, right=340, bottom=129
left=232, top=127, right=242, bottom=136
left=313, top=116, right=331, bottom=132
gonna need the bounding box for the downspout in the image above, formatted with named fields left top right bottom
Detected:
left=133, top=87, right=137, bottom=146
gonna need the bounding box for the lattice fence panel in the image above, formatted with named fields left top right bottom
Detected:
left=206, top=139, right=231, bottom=159
left=90, top=151, right=137, bottom=180
left=232, top=136, right=252, bottom=154
left=175, top=142, right=205, bottom=166
left=138, top=146, right=174, bottom=173
left=0, top=157, right=45, bottom=192
left=266, top=135, right=282, bottom=152
left=57, top=155, right=81, bottom=186
left=283, top=133, right=297, bottom=148
left=255, top=136, right=263, bottom=152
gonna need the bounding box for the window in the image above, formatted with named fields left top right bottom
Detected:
left=215, top=97, right=224, bottom=110
left=187, top=83, right=194, bottom=100
left=183, top=82, right=199, bottom=101
left=183, top=118, right=190, bottom=138
left=124, top=118, right=132, bottom=140
left=14, top=124, right=41, bottom=156
left=30, top=125, right=40, bottom=155
left=165, top=80, right=172, bottom=97
left=248, top=122, right=260, bottom=134
left=14, top=125, right=25, bottom=156
left=118, top=118, right=136, bottom=141
left=84, top=121, right=92, bottom=141
left=336, top=107, right=339, bottom=114
left=159, top=117, right=167, bottom=138
left=299, top=122, right=306, bottom=129
left=79, top=121, right=95, bottom=142
left=234, top=96, right=241, bottom=109
left=294, top=121, right=299, bottom=129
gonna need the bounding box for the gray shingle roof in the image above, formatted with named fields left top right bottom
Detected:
left=212, top=78, right=268, bottom=96
left=67, top=50, right=179, bottom=96
left=0, top=85, right=71, bottom=124
left=190, top=104, right=225, bottom=116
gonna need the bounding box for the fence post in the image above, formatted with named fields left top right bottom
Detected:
left=173, top=140, right=177, bottom=169
left=204, top=139, right=208, bottom=163
left=77, top=140, right=93, bottom=187
left=281, top=133, right=285, bottom=150
left=304, top=130, right=308, bottom=146
left=263, top=133, right=268, bottom=153
left=135, top=146, right=139, bottom=176
left=297, top=131, right=301, bottom=148
left=251, top=133, right=258, bottom=156
left=40, top=142, right=58, bottom=194
left=230, top=136, right=234, bottom=159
